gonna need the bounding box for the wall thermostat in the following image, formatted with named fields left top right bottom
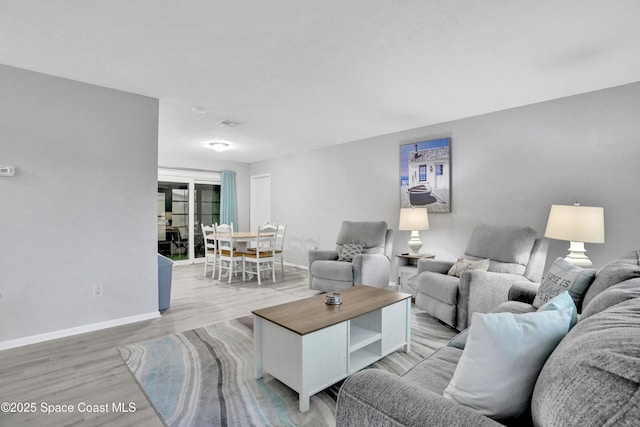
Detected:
left=0, top=165, right=15, bottom=176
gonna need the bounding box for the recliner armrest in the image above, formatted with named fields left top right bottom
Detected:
left=308, top=250, right=340, bottom=288
left=336, top=369, right=500, bottom=427
left=352, top=254, right=391, bottom=288
left=508, top=280, right=539, bottom=304
left=308, top=249, right=339, bottom=264
left=457, top=271, right=530, bottom=330
left=417, top=258, right=454, bottom=275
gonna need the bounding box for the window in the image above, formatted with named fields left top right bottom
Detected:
left=194, top=183, right=221, bottom=258
left=158, top=183, right=190, bottom=260
left=158, top=168, right=221, bottom=263
left=435, top=164, right=444, bottom=176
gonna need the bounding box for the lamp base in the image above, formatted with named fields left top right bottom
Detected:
left=407, top=231, right=423, bottom=255
left=564, top=241, right=593, bottom=268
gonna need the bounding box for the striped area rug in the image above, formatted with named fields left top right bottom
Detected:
left=119, top=311, right=456, bottom=427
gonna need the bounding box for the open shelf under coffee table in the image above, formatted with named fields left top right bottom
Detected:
left=252, top=285, right=411, bottom=412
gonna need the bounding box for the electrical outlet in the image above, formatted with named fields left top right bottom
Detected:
left=93, top=282, right=103, bottom=297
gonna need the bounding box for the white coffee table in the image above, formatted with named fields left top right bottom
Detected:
left=252, top=285, right=411, bottom=412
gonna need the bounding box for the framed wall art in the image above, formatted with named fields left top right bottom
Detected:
left=400, top=137, right=451, bottom=212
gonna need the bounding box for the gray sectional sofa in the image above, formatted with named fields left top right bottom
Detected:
left=336, top=250, right=640, bottom=426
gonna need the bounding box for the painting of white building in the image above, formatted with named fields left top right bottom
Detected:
left=400, top=138, right=450, bottom=212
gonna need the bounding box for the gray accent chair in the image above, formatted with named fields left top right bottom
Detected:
left=336, top=250, right=640, bottom=427
left=416, top=224, right=548, bottom=330
left=308, top=221, right=393, bottom=292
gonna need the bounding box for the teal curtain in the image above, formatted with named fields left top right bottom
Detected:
left=220, top=170, right=238, bottom=227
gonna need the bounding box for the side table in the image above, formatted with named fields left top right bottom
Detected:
left=395, top=253, right=435, bottom=297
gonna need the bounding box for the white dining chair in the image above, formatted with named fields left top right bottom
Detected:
left=216, top=223, right=245, bottom=283
left=243, top=225, right=277, bottom=286
left=274, top=223, right=287, bottom=276
left=201, top=223, right=217, bottom=278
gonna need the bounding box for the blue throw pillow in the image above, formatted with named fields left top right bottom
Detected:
left=537, top=291, right=578, bottom=329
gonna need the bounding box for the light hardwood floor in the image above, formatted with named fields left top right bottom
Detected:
left=0, top=264, right=321, bottom=426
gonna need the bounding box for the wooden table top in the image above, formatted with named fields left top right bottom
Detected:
left=206, top=231, right=274, bottom=239
left=252, top=285, right=411, bottom=335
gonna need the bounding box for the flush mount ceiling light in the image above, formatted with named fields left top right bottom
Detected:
left=192, top=106, right=207, bottom=114
left=209, top=141, right=230, bottom=152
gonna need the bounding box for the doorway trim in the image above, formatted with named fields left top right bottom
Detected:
left=158, top=168, right=221, bottom=265
left=250, top=173, right=271, bottom=232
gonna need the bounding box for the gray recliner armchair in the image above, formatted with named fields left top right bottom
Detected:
left=415, top=224, right=548, bottom=330
left=309, top=221, right=393, bottom=292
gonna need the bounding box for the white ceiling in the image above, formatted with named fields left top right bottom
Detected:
left=2, top=1, right=640, bottom=164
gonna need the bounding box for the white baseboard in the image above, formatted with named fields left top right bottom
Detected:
left=0, top=311, right=161, bottom=351
left=284, top=261, right=308, bottom=270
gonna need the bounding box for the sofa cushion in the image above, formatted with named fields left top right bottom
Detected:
left=532, top=258, right=596, bottom=308
left=464, top=224, right=537, bottom=266
left=403, top=346, right=462, bottom=395
left=531, top=298, right=640, bottom=426
left=309, top=260, right=353, bottom=282
left=448, top=257, right=490, bottom=277
left=581, top=279, right=640, bottom=320
left=338, top=243, right=364, bottom=262
left=492, top=300, right=538, bottom=315
left=443, top=310, right=572, bottom=419
left=581, top=250, right=640, bottom=310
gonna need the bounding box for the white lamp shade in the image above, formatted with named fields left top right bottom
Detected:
left=399, top=207, right=429, bottom=231
left=544, top=205, right=605, bottom=243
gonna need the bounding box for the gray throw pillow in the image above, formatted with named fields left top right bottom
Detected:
left=532, top=258, right=596, bottom=308
left=338, top=243, right=364, bottom=262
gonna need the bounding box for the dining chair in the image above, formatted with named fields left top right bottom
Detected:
left=274, top=223, right=287, bottom=275
left=247, top=221, right=277, bottom=250
left=168, top=227, right=188, bottom=257
left=201, top=223, right=217, bottom=278
left=243, top=224, right=277, bottom=286
left=216, top=223, right=245, bottom=283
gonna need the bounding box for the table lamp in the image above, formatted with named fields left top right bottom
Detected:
left=399, top=207, right=429, bottom=255
left=544, top=203, right=605, bottom=267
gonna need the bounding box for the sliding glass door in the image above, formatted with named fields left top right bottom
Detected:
left=158, top=182, right=190, bottom=261
left=158, top=169, right=221, bottom=264
left=193, top=183, right=221, bottom=258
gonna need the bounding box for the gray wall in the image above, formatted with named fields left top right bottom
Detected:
left=250, top=82, right=640, bottom=272
left=0, top=65, right=160, bottom=343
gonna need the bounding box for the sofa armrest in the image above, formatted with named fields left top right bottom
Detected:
left=508, top=280, right=539, bottom=304
left=457, top=271, right=529, bottom=330
left=417, top=258, right=454, bottom=275
left=352, top=254, right=391, bottom=288
left=336, top=369, right=500, bottom=427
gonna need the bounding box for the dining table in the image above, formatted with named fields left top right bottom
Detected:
left=205, top=230, right=275, bottom=253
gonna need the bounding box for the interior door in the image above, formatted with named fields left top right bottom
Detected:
left=250, top=174, right=271, bottom=232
